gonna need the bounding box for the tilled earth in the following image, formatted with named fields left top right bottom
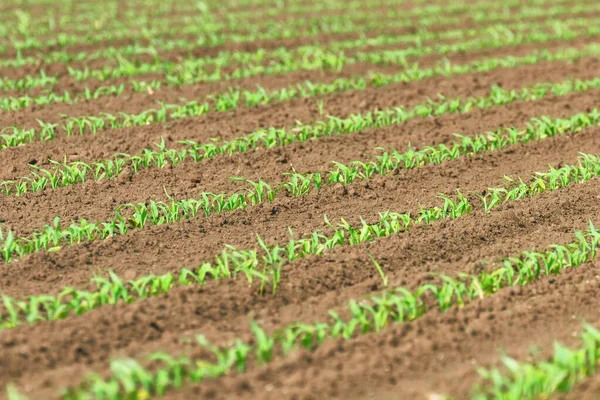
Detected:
left=1, top=0, right=600, bottom=399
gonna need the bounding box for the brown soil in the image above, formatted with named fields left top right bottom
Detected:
left=3, top=17, right=596, bottom=111
left=1, top=2, right=595, bottom=68
left=2, top=1, right=600, bottom=400
left=0, top=24, right=491, bottom=80
left=4, top=154, right=600, bottom=399
left=2, top=54, right=599, bottom=181
left=0, top=0, right=548, bottom=57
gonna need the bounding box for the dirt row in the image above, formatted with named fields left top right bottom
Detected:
left=0, top=21, right=484, bottom=80
left=0, top=0, right=423, bottom=37
left=1, top=3, right=595, bottom=77
left=183, top=245, right=600, bottom=400
left=0, top=4, right=455, bottom=59
left=4, top=157, right=600, bottom=399
left=3, top=96, right=600, bottom=295
left=3, top=15, right=598, bottom=105
left=1, top=45, right=599, bottom=184
left=0, top=1, right=456, bottom=56
left=0, top=55, right=599, bottom=238
left=0, top=0, right=564, bottom=58
left=0, top=0, right=567, bottom=20
left=4, top=3, right=600, bottom=399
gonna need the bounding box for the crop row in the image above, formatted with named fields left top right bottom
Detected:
left=0, top=0, right=589, bottom=58
left=1, top=0, right=213, bottom=21
left=3, top=73, right=599, bottom=198
left=3, top=10, right=587, bottom=74
left=4, top=106, right=595, bottom=266
left=0, top=2, right=366, bottom=44
left=0, top=2, right=464, bottom=55
left=0, top=0, right=288, bottom=17
left=52, top=24, right=600, bottom=85
left=3, top=3, right=599, bottom=400
left=2, top=43, right=597, bottom=159
left=3, top=1, right=595, bottom=74
left=2, top=152, right=600, bottom=329
left=223, top=0, right=595, bottom=23
left=0, top=0, right=588, bottom=37
left=3, top=86, right=600, bottom=398
left=475, top=324, right=600, bottom=399
left=1, top=0, right=417, bottom=35
left=0, top=0, right=529, bottom=44
left=0, top=0, right=430, bottom=40
left=0, top=15, right=457, bottom=70
left=55, top=221, right=600, bottom=399
left=0, top=17, right=596, bottom=106
left=4, top=13, right=599, bottom=93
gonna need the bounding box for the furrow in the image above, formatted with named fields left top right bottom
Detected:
left=2, top=44, right=599, bottom=181
left=0, top=85, right=598, bottom=236
left=3, top=148, right=600, bottom=396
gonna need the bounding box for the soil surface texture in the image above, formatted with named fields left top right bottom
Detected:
left=2, top=0, right=600, bottom=399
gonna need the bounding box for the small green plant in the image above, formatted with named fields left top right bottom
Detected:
left=5, top=384, right=28, bottom=400
left=3, top=153, right=600, bottom=328
left=369, top=254, right=388, bottom=287
left=474, top=324, right=600, bottom=399
left=316, top=98, right=325, bottom=115
left=61, top=222, right=600, bottom=399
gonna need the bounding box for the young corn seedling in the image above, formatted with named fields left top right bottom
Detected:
left=4, top=38, right=599, bottom=157
left=3, top=151, right=600, bottom=327
left=316, top=98, right=325, bottom=116
left=1, top=0, right=590, bottom=62
left=61, top=221, right=600, bottom=399
left=474, top=324, right=600, bottom=400
left=6, top=76, right=600, bottom=199
left=5, top=384, right=28, bottom=400
left=369, top=254, right=388, bottom=287
left=8, top=16, right=598, bottom=95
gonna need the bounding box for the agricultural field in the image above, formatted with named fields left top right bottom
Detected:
left=3, top=0, right=600, bottom=398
